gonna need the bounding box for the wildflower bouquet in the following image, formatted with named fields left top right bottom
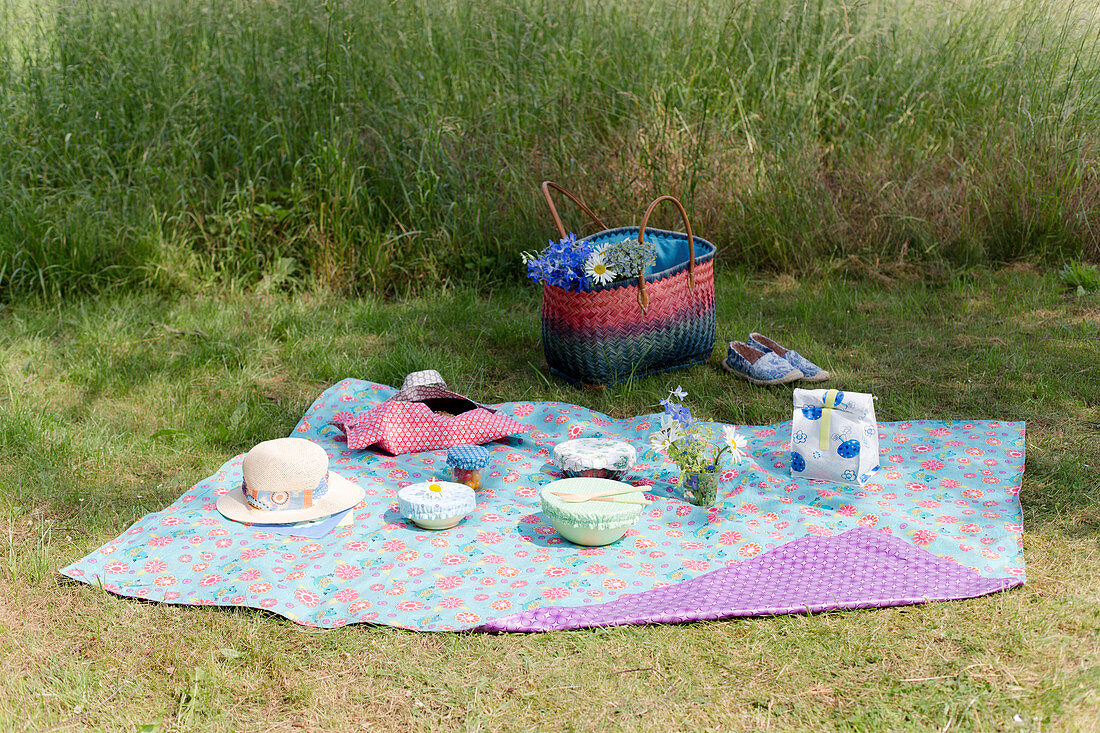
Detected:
left=522, top=233, right=657, bottom=292
left=649, top=386, right=747, bottom=504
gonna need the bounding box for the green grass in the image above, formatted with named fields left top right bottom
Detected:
left=1, top=266, right=1098, bottom=730
left=1061, top=259, right=1100, bottom=291
left=1, top=0, right=1098, bottom=298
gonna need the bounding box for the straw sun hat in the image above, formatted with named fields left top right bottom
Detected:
left=217, top=438, right=364, bottom=524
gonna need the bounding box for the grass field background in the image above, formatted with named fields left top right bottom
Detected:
left=0, top=0, right=1098, bottom=297
left=1, top=266, right=1098, bottom=730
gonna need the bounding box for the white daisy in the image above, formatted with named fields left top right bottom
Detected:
left=584, top=250, right=617, bottom=285
left=722, top=425, right=748, bottom=464
left=649, top=422, right=685, bottom=451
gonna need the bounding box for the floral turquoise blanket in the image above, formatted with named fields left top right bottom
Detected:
left=61, top=380, right=1025, bottom=631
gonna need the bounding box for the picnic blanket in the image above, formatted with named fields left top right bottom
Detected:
left=61, top=380, right=1025, bottom=631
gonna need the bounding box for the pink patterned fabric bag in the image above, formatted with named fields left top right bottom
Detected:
left=330, top=381, right=529, bottom=455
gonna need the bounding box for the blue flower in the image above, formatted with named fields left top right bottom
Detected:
left=521, top=233, right=597, bottom=292
left=662, top=402, right=694, bottom=430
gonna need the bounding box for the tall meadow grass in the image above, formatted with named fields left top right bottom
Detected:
left=0, top=0, right=1097, bottom=297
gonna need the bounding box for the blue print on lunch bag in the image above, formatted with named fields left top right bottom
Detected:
left=838, top=439, right=861, bottom=458
left=801, top=406, right=822, bottom=420
left=791, top=452, right=806, bottom=472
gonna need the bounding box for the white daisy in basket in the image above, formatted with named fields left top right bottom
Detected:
left=584, top=249, right=617, bottom=286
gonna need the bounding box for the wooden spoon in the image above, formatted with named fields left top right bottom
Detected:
left=588, top=496, right=651, bottom=506
left=551, top=487, right=647, bottom=503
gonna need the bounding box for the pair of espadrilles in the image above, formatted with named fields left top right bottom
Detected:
left=722, top=333, right=829, bottom=386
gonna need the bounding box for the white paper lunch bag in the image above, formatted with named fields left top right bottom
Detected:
left=790, top=388, right=881, bottom=487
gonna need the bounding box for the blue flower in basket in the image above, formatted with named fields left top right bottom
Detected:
left=522, top=233, right=597, bottom=292
left=522, top=233, right=658, bottom=292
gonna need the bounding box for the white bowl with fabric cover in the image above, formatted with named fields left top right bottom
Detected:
left=397, top=480, right=476, bottom=531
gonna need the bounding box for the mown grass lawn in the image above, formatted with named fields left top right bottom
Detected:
left=1, top=265, right=1097, bottom=731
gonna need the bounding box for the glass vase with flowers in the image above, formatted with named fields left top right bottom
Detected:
left=649, top=386, right=747, bottom=506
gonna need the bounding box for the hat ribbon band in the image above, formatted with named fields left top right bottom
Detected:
left=243, top=473, right=330, bottom=512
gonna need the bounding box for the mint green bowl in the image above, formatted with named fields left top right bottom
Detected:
left=539, top=477, right=645, bottom=547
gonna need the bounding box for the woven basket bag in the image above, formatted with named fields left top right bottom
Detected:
left=538, top=182, right=717, bottom=388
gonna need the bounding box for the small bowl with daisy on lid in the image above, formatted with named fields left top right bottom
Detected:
left=397, top=480, right=476, bottom=530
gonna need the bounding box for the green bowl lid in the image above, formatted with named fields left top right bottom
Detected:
left=539, top=477, right=645, bottom=531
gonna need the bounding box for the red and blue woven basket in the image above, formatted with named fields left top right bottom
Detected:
left=539, top=184, right=717, bottom=388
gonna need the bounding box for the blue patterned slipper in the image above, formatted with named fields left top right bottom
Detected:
left=747, top=333, right=830, bottom=382
left=722, top=341, right=804, bottom=385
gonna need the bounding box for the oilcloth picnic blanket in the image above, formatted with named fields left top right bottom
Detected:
left=61, top=380, right=1025, bottom=631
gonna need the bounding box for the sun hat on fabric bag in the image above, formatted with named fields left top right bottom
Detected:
left=402, top=370, right=447, bottom=389
left=216, top=438, right=364, bottom=524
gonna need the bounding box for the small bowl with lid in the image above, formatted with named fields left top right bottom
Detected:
left=397, top=480, right=476, bottom=530
left=539, top=477, right=646, bottom=547
left=552, top=438, right=637, bottom=481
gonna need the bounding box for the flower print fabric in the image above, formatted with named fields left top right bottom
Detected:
left=61, top=380, right=1026, bottom=632
left=331, top=401, right=529, bottom=455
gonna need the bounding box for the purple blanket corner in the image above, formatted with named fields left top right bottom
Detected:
left=476, top=528, right=1022, bottom=632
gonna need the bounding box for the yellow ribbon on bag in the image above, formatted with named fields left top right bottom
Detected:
left=819, top=390, right=841, bottom=451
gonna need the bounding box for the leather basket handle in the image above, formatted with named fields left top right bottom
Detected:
left=634, top=195, right=695, bottom=312
left=540, top=181, right=608, bottom=240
